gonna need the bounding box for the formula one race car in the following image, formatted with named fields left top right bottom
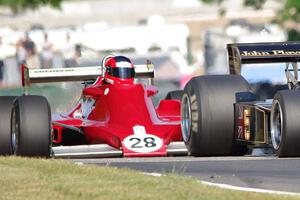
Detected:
left=181, top=42, right=300, bottom=157
left=2, top=43, right=300, bottom=159
left=0, top=55, right=187, bottom=158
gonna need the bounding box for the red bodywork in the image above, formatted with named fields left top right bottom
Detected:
left=52, top=77, right=182, bottom=157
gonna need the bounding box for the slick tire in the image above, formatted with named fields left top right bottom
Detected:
left=0, top=96, right=16, bottom=155
left=271, top=90, right=300, bottom=157
left=11, top=95, right=51, bottom=157
left=181, top=75, right=250, bottom=156
left=165, top=90, right=184, bottom=100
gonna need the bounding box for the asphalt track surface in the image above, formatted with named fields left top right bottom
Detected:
left=72, top=156, right=300, bottom=194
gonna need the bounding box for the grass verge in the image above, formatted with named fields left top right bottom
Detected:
left=0, top=157, right=298, bottom=200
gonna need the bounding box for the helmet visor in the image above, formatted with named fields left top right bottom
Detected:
left=107, top=67, right=135, bottom=79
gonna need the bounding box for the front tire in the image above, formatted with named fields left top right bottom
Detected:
left=181, top=75, right=250, bottom=156
left=271, top=90, right=300, bottom=157
left=11, top=95, right=51, bottom=157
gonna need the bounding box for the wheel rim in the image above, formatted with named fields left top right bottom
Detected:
left=11, top=107, right=19, bottom=154
left=271, top=100, right=283, bottom=150
left=181, top=94, right=192, bottom=143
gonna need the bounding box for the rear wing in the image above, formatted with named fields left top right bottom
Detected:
left=227, top=42, right=300, bottom=75
left=22, top=62, right=154, bottom=94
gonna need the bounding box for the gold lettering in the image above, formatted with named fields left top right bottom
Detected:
left=241, top=50, right=300, bottom=56
left=272, top=50, right=300, bottom=55
left=240, top=51, right=247, bottom=56
left=258, top=51, right=270, bottom=56
left=241, top=51, right=270, bottom=56
left=272, top=50, right=283, bottom=55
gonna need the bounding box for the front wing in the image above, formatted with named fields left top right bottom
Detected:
left=51, top=142, right=187, bottom=158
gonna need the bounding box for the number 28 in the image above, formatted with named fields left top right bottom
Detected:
left=130, top=137, right=157, bottom=148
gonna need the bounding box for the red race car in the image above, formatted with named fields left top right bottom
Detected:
left=0, top=55, right=187, bottom=158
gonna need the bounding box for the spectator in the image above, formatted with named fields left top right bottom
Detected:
left=60, top=32, right=77, bottom=67
left=41, top=33, right=54, bottom=68
left=75, top=44, right=82, bottom=59
left=16, top=37, right=26, bottom=66
left=21, top=32, right=40, bottom=69
left=0, top=37, right=5, bottom=85
left=0, top=36, right=16, bottom=86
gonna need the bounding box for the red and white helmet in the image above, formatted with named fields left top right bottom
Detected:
left=102, top=55, right=135, bottom=84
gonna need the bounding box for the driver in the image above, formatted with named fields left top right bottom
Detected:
left=102, top=55, right=135, bottom=84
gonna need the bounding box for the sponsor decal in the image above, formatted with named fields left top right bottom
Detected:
left=241, top=50, right=300, bottom=56
left=73, top=109, right=82, bottom=119
left=104, top=88, right=109, bottom=95
left=123, top=126, right=163, bottom=153
left=237, top=106, right=244, bottom=139
left=105, top=78, right=114, bottom=84
left=81, top=98, right=95, bottom=119
left=116, top=61, right=132, bottom=68
left=190, top=94, right=198, bottom=133
left=237, top=126, right=243, bottom=139
left=33, top=68, right=77, bottom=73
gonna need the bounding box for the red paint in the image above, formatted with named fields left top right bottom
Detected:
left=52, top=78, right=182, bottom=157
left=156, top=100, right=181, bottom=121
left=21, top=64, right=25, bottom=87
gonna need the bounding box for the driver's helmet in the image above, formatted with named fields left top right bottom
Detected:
left=102, top=55, right=135, bottom=84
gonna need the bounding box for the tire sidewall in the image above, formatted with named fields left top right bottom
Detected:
left=272, top=90, right=300, bottom=157
left=0, top=96, right=17, bottom=155
left=182, top=78, right=202, bottom=155
left=12, top=96, right=51, bottom=157
left=182, top=75, right=250, bottom=156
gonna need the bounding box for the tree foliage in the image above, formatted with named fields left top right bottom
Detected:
left=199, top=0, right=300, bottom=25
left=199, top=0, right=266, bottom=10
left=274, top=0, right=300, bottom=40
left=0, top=0, right=62, bottom=13
left=276, top=0, right=300, bottom=23
left=199, top=0, right=300, bottom=41
left=243, top=0, right=266, bottom=10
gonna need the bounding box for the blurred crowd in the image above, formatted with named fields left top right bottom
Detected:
left=0, top=31, right=81, bottom=86
left=0, top=21, right=191, bottom=87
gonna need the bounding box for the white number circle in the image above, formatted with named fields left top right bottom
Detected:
left=123, top=134, right=163, bottom=153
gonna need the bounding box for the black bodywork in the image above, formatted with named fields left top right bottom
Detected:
left=227, top=42, right=300, bottom=148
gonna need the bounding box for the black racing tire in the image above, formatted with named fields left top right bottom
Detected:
left=181, top=75, right=250, bottom=156
left=165, top=90, right=184, bottom=100
left=0, top=96, right=17, bottom=155
left=271, top=90, right=300, bottom=157
left=11, top=95, right=51, bottom=157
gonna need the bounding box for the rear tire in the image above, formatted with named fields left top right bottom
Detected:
left=271, top=90, right=300, bottom=157
left=181, top=75, right=250, bottom=156
left=11, top=95, right=51, bottom=157
left=0, top=96, right=16, bottom=155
